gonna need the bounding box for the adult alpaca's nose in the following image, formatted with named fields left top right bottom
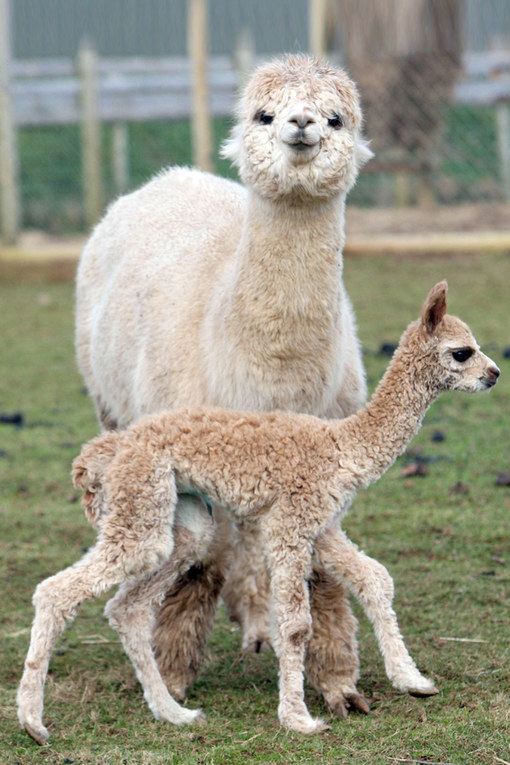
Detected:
left=287, top=105, right=316, bottom=128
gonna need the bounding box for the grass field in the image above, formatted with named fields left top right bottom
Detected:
left=0, top=251, right=509, bottom=764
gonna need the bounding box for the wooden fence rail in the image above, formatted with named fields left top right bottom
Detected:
left=11, top=55, right=239, bottom=127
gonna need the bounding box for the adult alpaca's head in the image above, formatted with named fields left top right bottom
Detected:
left=222, top=54, right=373, bottom=201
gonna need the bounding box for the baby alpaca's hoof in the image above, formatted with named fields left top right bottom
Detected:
left=408, top=684, right=439, bottom=698
left=24, top=722, right=50, bottom=746
left=194, top=710, right=207, bottom=725
left=282, top=713, right=330, bottom=735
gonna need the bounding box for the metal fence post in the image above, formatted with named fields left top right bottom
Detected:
left=78, top=39, right=103, bottom=228
left=0, top=0, right=19, bottom=245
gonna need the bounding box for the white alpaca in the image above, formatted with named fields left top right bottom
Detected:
left=18, top=282, right=499, bottom=742
left=75, top=54, right=374, bottom=712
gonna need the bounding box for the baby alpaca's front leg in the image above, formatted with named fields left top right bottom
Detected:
left=263, top=512, right=328, bottom=735
left=313, top=529, right=438, bottom=696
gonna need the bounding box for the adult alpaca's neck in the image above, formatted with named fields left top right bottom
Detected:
left=238, top=190, right=345, bottom=299
left=335, top=331, right=439, bottom=488
left=203, top=188, right=349, bottom=412
left=228, top=190, right=346, bottom=341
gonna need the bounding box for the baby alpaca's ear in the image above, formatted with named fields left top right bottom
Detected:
left=421, top=281, right=448, bottom=336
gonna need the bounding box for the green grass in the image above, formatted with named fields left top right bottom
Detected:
left=1, top=253, right=509, bottom=764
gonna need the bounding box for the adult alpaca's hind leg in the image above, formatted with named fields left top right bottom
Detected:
left=221, top=519, right=272, bottom=653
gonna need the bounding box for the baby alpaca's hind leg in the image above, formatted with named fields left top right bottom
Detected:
left=105, top=504, right=215, bottom=723
left=105, top=566, right=205, bottom=726
left=17, top=548, right=135, bottom=745
left=313, top=529, right=438, bottom=696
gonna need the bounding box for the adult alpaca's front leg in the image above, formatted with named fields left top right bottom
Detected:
left=305, top=570, right=370, bottom=717
left=223, top=521, right=366, bottom=715
left=153, top=503, right=233, bottom=698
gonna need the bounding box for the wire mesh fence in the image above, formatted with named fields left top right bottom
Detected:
left=2, top=0, right=510, bottom=238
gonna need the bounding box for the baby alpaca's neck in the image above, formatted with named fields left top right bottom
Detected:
left=334, top=338, right=439, bottom=487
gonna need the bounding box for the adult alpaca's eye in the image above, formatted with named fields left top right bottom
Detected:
left=452, top=348, right=473, bottom=362
left=328, top=114, right=343, bottom=129
left=255, top=111, right=274, bottom=125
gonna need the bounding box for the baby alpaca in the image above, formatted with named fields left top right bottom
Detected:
left=18, top=282, right=499, bottom=740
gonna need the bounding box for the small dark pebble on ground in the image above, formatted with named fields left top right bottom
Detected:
left=450, top=481, right=470, bottom=495
left=0, top=411, right=24, bottom=427
left=431, top=430, right=446, bottom=442
left=495, top=471, right=510, bottom=486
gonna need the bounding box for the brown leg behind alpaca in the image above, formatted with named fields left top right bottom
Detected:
left=306, top=569, right=369, bottom=717
left=153, top=505, right=233, bottom=698
left=154, top=517, right=364, bottom=714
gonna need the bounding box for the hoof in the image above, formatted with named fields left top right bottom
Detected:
left=346, top=692, right=370, bottom=715
left=243, top=639, right=272, bottom=654
left=194, top=710, right=207, bottom=725
left=282, top=714, right=330, bottom=735
left=326, top=691, right=370, bottom=719
left=24, top=722, right=49, bottom=746
left=408, top=685, right=439, bottom=698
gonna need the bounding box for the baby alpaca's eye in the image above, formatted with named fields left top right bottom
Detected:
left=328, top=114, right=343, bottom=129
left=255, top=110, right=274, bottom=125
left=452, top=348, right=473, bottom=362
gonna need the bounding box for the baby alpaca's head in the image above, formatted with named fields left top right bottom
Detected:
left=399, top=281, right=500, bottom=395
left=222, top=54, right=372, bottom=201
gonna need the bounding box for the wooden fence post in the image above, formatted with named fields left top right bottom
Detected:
left=112, top=122, right=129, bottom=195
left=0, top=0, right=19, bottom=245
left=187, top=0, right=212, bottom=172
left=309, top=0, right=328, bottom=57
left=496, top=102, right=510, bottom=202
left=78, top=40, right=103, bottom=228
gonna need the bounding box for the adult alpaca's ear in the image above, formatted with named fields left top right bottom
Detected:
left=421, top=281, right=448, bottom=336
left=355, top=136, right=374, bottom=169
